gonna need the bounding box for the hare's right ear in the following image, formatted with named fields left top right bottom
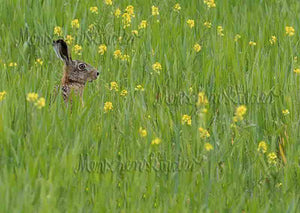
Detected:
left=52, top=39, right=72, bottom=65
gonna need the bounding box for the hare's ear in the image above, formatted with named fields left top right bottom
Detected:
left=52, top=39, right=72, bottom=65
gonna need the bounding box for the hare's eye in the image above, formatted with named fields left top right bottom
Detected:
left=78, top=63, right=86, bottom=70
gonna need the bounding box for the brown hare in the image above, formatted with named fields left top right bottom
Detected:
left=52, top=39, right=99, bottom=105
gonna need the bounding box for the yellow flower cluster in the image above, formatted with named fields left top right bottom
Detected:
left=26, top=93, right=45, bottom=109
left=138, top=20, right=147, bottom=29
left=249, top=41, right=257, bottom=46
left=98, top=44, right=107, bottom=55
left=293, top=68, right=300, bottom=74
left=173, top=3, right=181, bottom=12
left=282, top=109, right=289, bottom=116
left=110, top=81, right=118, bottom=91
left=73, top=44, right=82, bottom=55
left=187, top=19, right=195, bottom=28
left=197, top=92, right=208, bottom=106
left=204, top=0, right=216, bottom=8
left=234, top=34, right=241, bottom=42
left=151, top=6, right=159, bottom=16
left=233, top=105, right=247, bottom=122
left=198, top=127, right=210, bottom=139
left=120, top=89, right=128, bottom=97
left=193, top=43, right=202, bottom=52
left=139, top=127, right=147, bottom=137
left=269, top=36, right=277, bottom=45
left=104, top=0, right=112, bottom=6
left=54, top=26, right=62, bottom=36
left=125, top=5, right=135, bottom=18
left=204, top=143, right=213, bottom=151
left=217, top=26, right=224, bottom=36
left=267, top=152, right=277, bottom=165
left=114, top=8, right=121, bottom=18
left=65, top=35, right=74, bottom=45
left=71, top=19, right=80, bottom=29
left=257, top=141, right=267, bottom=153
left=0, top=91, right=7, bottom=101
left=204, top=21, right=212, bottom=29
left=285, top=26, right=295, bottom=36
left=35, top=58, right=43, bottom=66
left=104, top=101, right=113, bottom=112
left=135, top=85, right=145, bottom=91
left=90, top=6, right=98, bottom=14
left=113, top=50, right=129, bottom=61
left=152, top=62, right=162, bottom=74
left=151, top=137, right=161, bottom=145
left=181, top=114, right=192, bottom=126
left=122, top=12, right=132, bottom=28
left=8, top=62, right=17, bottom=67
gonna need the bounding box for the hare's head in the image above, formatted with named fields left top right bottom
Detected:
left=52, top=39, right=99, bottom=84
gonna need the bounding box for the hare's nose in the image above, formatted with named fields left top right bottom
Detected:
left=97, top=72, right=99, bottom=76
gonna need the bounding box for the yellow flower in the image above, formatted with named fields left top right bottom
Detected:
left=187, top=19, right=195, bottom=28
left=197, top=92, right=208, bottom=106
left=90, top=6, right=98, bottom=14
left=35, top=58, right=43, bottom=66
left=8, top=62, right=17, bottom=67
left=98, top=44, right=107, bottom=55
left=204, top=143, right=213, bottom=151
left=114, top=8, right=121, bottom=18
left=285, top=26, right=295, bottom=36
left=233, top=105, right=247, bottom=122
left=27, top=93, right=39, bottom=102
left=0, top=91, right=7, bottom=101
left=217, top=26, right=224, bottom=36
left=35, top=97, right=45, bottom=109
left=125, top=5, right=135, bottom=17
left=282, top=109, right=289, bottom=116
left=138, top=20, right=147, bottom=29
left=293, top=68, right=300, bottom=74
left=73, top=44, right=82, bottom=55
left=110, top=81, right=118, bottom=91
left=269, top=36, right=277, bottom=45
left=122, top=13, right=132, bottom=28
left=88, top=24, right=95, bottom=32
left=104, top=0, right=112, bottom=5
left=114, top=50, right=122, bottom=59
left=151, top=137, right=161, bottom=145
left=234, top=34, right=241, bottom=42
left=204, top=21, right=212, bottom=29
left=173, top=3, right=181, bottom=12
left=267, top=152, right=277, bottom=165
left=198, top=127, right=210, bottom=138
left=120, top=89, right=128, bottom=97
left=257, top=141, right=267, bottom=153
left=181, top=114, right=192, bottom=126
left=152, top=62, right=162, bottom=74
left=121, top=54, right=130, bottom=62
left=104, top=101, right=113, bottom=112
left=151, top=6, right=159, bottom=16
left=54, top=26, right=62, bottom=36
left=135, top=85, right=144, bottom=91
left=65, top=35, right=74, bottom=45
left=132, top=30, right=139, bottom=36
left=204, top=0, right=216, bottom=8
left=139, top=127, right=147, bottom=137
left=71, top=19, right=80, bottom=29
left=193, top=43, right=202, bottom=52
left=249, top=41, right=257, bottom=46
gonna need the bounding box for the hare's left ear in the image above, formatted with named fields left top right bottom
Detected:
left=52, top=39, right=72, bottom=65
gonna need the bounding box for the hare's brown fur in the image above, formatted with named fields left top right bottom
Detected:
left=53, top=39, right=99, bottom=104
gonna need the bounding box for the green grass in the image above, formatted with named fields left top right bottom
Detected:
left=1, top=0, right=300, bottom=212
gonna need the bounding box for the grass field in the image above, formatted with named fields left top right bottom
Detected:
left=1, top=0, right=300, bottom=212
